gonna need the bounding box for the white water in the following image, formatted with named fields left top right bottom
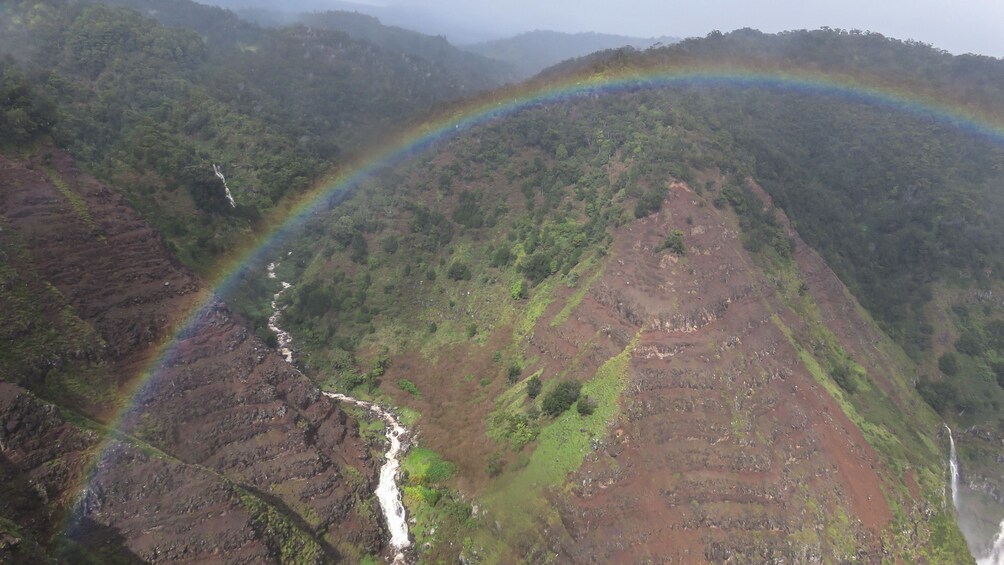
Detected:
left=947, top=424, right=1004, bottom=565
left=324, top=392, right=411, bottom=563
left=978, top=519, right=1004, bottom=565
left=266, top=263, right=295, bottom=363
left=266, top=261, right=411, bottom=563
left=212, top=163, right=237, bottom=208
left=947, top=424, right=960, bottom=512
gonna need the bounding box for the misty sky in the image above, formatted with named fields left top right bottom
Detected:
left=358, top=0, right=1004, bottom=56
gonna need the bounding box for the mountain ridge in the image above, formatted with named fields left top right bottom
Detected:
left=1, top=10, right=1002, bottom=563
left=463, top=29, right=680, bottom=78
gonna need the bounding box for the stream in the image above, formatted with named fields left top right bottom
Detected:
left=267, top=261, right=411, bottom=564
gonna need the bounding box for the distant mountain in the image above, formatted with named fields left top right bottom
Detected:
left=238, top=8, right=519, bottom=88
left=207, top=0, right=504, bottom=44
left=463, top=30, right=679, bottom=78
left=0, top=0, right=497, bottom=274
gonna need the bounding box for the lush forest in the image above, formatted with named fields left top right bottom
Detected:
left=2, top=3, right=1004, bottom=560
left=0, top=0, right=497, bottom=271
left=258, top=28, right=1004, bottom=562
left=237, top=8, right=519, bottom=88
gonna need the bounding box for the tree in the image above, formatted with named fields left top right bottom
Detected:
left=526, top=375, right=542, bottom=399
left=507, top=364, right=522, bottom=384
left=656, top=230, right=686, bottom=255
left=510, top=279, right=528, bottom=300
left=542, top=381, right=581, bottom=416
left=447, top=261, right=472, bottom=281
left=938, top=352, right=959, bottom=376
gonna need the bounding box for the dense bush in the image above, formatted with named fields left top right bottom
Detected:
left=397, top=379, right=420, bottom=395
left=526, top=375, right=542, bottom=399
left=447, top=261, right=472, bottom=281
left=542, top=381, right=581, bottom=416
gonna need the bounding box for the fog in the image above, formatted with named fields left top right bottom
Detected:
left=211, top=0, right=1004, bottom=56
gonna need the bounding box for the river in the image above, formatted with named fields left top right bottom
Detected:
left=267, top=261, right=411, bottom=564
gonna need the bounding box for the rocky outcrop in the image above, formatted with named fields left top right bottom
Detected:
left=0, top=149, right=380, bottom=561
left=525, top=182, right=901, bottom=563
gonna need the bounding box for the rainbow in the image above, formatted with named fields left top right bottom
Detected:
left=63, top=59, right=1004, bottom=537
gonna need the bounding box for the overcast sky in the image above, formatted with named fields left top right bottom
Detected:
left=360, top=0, right=1004, bottom=56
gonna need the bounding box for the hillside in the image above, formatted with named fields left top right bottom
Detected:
left=463, top=30, right=679, bottom=78
left=261, top=29, right=1003, bottom=563
left=237, top=9, right=519, bottom=88
left=0, top=145, right=383, bottom=561
left=0, top=0, right=482, bottom=275
left=1, top=6, right=1003, bottom=563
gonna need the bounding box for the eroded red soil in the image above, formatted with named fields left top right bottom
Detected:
left=0, top=150, right=380, bottom=561
left=533, top=181, right=894, bottom=562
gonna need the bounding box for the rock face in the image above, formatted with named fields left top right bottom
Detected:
left=520, top=181, right=916, bottom=562
left=0, top=149, right=379, bottom=561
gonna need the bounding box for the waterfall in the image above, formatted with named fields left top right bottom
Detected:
left=946, top=424, right=960, bottom=512
left=324, top=392, right=411, bottom=564
left=947, top=424, right=1004, bottom=565
left=977, top=519, right=1004, bottom=565
left=266, top=263, right=294, bottom=363
left=212, top=163, right=237, bottom=208
left=266, top=261, right=411, bottom=563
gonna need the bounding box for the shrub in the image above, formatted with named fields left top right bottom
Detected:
left=917, top=376, right=958, bottom=414
left=542, top=381, right=581, bottom=416
left=510, top=279, right=528, bottom=300
left=447, top=261, right=472, bottom=281
left=656, top=230, right=686, bottom=255
left=491, top=246, right=513, bottom=268
left=520, top=252, right=553, bottom=285
left=830, top=362, right=857, bottom=393
left=486, top=454, right=503, bottom=477
left=507, top=364, right=522, bottom=384
left=633, top=189, right=664, bottom=218
left=526, top=375, right=542, bottom=399
left=397, top=379, right=420, bottom=395
left=938, top=352, right=959, bottom=376
left=576, top=395, right=596, bottom=416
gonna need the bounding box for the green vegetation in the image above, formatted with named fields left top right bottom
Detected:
left=238, top=489, right=327, bottom=564
left=448, top=261, right=473, bottom=281
left=541, top=380, right=581, bottom=416
left=5, top=12, right=1000, bottom=561
left=397, top=379, right=420, bottom=396
left=402, top=447, right=456, bottom=485
left=655, top=229, right=686, bottom=255
left=715, top=182, right=792, bottom=258
left=0, top=58, right=54, bottom=144
left=525, top=375, right=542, bottom=399
left=0, top=0, right=483, bottom=274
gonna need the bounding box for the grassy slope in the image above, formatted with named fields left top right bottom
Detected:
left=277, top=84, right=974, bottom=561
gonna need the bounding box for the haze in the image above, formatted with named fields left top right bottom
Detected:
left=213, top=0, right=1004, bottom=57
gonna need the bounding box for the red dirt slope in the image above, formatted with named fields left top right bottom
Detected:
left=0, top=149, right=382, bottom=561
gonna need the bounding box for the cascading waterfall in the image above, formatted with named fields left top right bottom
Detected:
left=978, top=519, right=1004, bottom=565
left=266, top=261, right=411, bottom=563
left=212, top=163, right=237, bottom=208
left=947, top=424, right=1004, bottom=565
left=266, top=263, right=295, bottom=363
left=946, top=424, right=960, bottom=512
left=324, top=392, right=411, bottom=564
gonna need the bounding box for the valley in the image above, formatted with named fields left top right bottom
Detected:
left=1, top=1, right=1003, bottom=563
